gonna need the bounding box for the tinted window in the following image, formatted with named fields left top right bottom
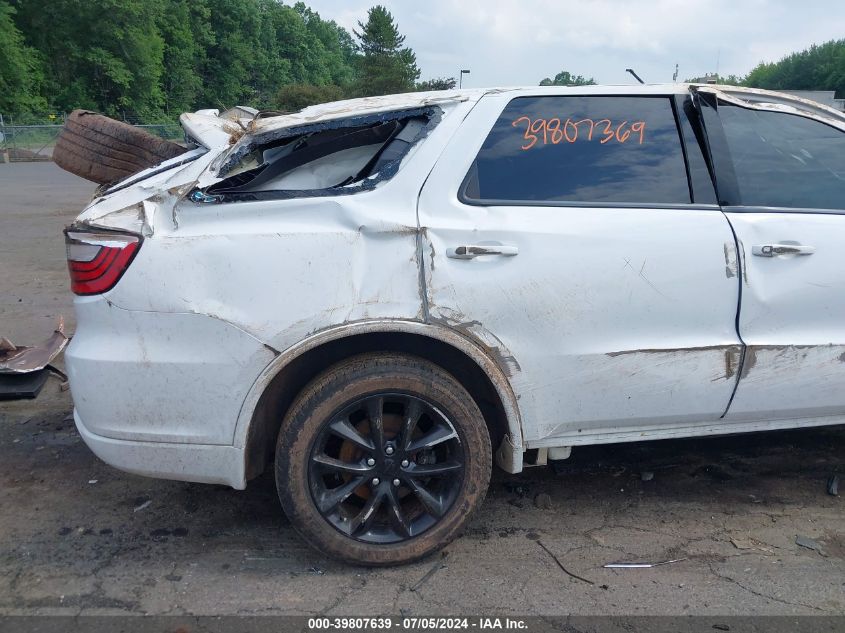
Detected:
left=463, top=96, right=691, bottom=204
left=719, top=105, right=845, bottom=210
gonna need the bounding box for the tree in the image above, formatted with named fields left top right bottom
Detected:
left=0, top=1, right=46, bottom=114
left=11, top=0, right=166, bottom=118
left=416, top=77, right=456, bottom=91
left=539, top=70, right=596, bottom=86
left=157, top=0, right=214, bottom=115
left=744, top=39, right=845, bottom=98
left=198, top=0, right=268, bottom=110
left=2, top=1, right=378, bottom=118
left=294, top=2, right=357, bottom=88
left=353, top=5, right=420, bottom=96
left=275, top=83, right=345, bottom=112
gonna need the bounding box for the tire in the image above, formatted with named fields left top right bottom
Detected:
left=53, top=110, right=187, bottom=185
left=275, top=353, right=492, bottom=566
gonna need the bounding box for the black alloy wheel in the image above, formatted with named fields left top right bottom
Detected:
left=308, top=393, right=465, bottom=543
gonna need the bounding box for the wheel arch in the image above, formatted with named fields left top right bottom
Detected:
left=235, top=320, right=524, bottom=482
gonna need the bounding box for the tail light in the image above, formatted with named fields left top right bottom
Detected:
left=64, top=230, right=141, bottom=295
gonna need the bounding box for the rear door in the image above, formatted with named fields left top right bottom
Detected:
left=699, top=90, right=845, bottom=421
left=418, top=90, right=742, bottom=446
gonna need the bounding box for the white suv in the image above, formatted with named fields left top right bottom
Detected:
left=64, top=85, right=845, bottom=565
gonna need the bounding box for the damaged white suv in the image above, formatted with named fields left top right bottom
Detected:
left=65, top=85, right=845, bottom=565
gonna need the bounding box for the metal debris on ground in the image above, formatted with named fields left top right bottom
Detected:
left=0, top=317, right=70, bottom=400
left=133, top=499, right=152, bottom=513
left=0, top=316, right=69, bottom=373
left=534, top=492, right=552, bottom=509
left=795, top=535, right=824, bottom=553
left=604, top=558, right=687, bottom=569
left=827, top=474, right=840, bottom=496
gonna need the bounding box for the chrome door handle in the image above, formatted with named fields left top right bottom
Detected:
left=446, top=244, right=519, bottom=259
left=752, top=244, right=815, bottom=257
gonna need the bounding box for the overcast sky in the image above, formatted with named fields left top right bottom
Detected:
left=305, top=0, right=845, bottom=86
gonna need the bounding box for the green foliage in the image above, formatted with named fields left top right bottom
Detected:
left=353, top=6, right=420, bottom=96
left=744, top=40, right=845, bottom=98
left=2, top=1, right=426, bottom=119
left=157, top=0, right=214, bottom=114
left=11, top=0, right=166, bottom=118
left=0, top=1, right=46, bottom=114
left=275, top=83, right=345, bottom=112
left=416, top=77, right=457, bottom=91
left=539, top=71, right=596, bottom=86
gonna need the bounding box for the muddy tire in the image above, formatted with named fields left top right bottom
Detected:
left=53, top=110, right=187, bottom=185
left=275, top=353, right=492, bottom=566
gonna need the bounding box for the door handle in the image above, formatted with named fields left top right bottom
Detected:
left=446, top=244, right=519, bottom=259
left=752, top=244, right=815, bottom=257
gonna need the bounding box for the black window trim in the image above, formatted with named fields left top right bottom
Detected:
left=675, top=94, right=720, bottom=205
left=458, top=93, right=711, bottom=210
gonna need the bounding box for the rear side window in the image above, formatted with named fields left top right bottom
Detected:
left=718, top=105, right=845, bottom=210
left=198, top=107, right=439, bottom=203
left=462, top=96, right=691, bottom=205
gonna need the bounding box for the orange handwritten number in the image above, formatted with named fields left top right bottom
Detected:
left=596, top=119, right=614, bottom=144
left=572, top=119, right=595, bottom=141
left=547, top=118, right=563, bottom=144
left=512, top=116, right=536, bottom=150
left=514, top=116, right=646, bottom=147
left=530, top=118, right=548, bottom=145
left=631, top=121, right=646, bottom=144
left=615, top=120, right=631, bottom=143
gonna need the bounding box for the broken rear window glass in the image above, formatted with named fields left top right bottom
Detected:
left=196, top=107, right=440, bottom=203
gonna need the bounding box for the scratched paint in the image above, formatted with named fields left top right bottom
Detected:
left=725, top=212, right=845, bottom=422
left=727, top=345, right=845, bottom=420
left=62, top=85, right=845, bottom=493
left=418, top=90, right=743, bottom=445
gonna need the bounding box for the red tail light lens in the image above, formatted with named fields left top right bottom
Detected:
left=65, top=230, right=141, bottom=295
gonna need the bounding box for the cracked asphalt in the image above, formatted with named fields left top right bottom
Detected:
left=1, top=163, right=844, bottom=616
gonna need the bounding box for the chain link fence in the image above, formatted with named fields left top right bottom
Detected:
left=1, top=113, right=183, bottom=163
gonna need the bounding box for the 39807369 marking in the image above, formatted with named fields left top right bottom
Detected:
left=512, top=116, right=646, bottom=150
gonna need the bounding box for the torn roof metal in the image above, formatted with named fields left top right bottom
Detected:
left=693, top=84, right=845, bottom=131
left=247, top=89, right=485, bottom=132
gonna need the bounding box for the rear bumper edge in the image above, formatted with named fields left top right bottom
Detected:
left=74, top=409, right=247, bottom=489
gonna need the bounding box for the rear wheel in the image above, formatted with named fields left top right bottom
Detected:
left=275, top=353, right=491, bottom=566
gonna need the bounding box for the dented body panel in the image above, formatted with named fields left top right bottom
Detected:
left=65, top=85, right=845, bottom=489
left=418, top=91, right=742, bottom=447
left=724, top=212, right=845, bottom=420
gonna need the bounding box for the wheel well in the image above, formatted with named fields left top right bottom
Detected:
left=244, top=332, right=511, bottom=481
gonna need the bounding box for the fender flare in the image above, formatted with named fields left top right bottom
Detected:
left=232, top=319, right=524, bottom=472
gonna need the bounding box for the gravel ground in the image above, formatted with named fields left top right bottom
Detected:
left=1, top=163, right=843, bottom=617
